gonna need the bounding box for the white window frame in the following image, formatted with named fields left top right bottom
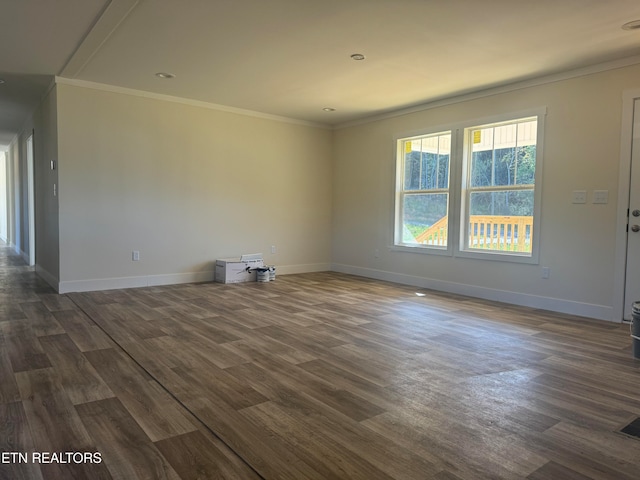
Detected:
left=393, top=108, right=546, bottom=264
left=393, top=129, right=455, bottom=257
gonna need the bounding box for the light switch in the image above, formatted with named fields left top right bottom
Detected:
left=572, top=190, right=587, bottom=204
left=593, top=190, right=609, bottom=204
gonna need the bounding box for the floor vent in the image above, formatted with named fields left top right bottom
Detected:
left=620, top=417, right=640, bottom=439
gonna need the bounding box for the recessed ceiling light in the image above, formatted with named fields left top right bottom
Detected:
left=350, top=53, right=366, bottom=61
left=155, top=72, right=175, bottom=79
left=622, top=20, right=640, bottom=30
left=323, top=107, right=336, bottom=112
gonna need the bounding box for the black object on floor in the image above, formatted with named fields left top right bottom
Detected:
left=620, top=417, right=640, bottom=438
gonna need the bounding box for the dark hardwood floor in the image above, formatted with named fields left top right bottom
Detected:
left=1, top=242, right=639, bottom=479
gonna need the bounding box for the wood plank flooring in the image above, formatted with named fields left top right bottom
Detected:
left=1, top=243, right=640, bottom=479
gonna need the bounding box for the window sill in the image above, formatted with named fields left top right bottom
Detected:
left=390, top=244, right=539, bottom=264
left=390, top=244, right=452, bottom=256
left=456, top=248, right=539, bottom=264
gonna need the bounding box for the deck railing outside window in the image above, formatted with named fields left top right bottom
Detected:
left=415, top=215, right=533, bottom=253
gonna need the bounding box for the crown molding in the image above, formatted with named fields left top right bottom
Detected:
left=334, top=54, right=640, bottom=130
left=54, top=77, right=330, bottom=129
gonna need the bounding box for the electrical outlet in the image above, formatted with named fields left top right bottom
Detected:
left=132, top=251, right=140, bottom=261
left=271, top=245, right=276, bottom=254
left=542, top=267, right=550, bottom=279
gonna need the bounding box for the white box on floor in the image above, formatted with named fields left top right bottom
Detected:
left=215, top=254, right=264, bottom=284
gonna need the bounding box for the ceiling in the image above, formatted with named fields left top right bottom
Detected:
left=2, top=0, right=640, bottom=146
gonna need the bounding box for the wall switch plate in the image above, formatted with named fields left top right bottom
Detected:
left=572, top=190, right=587, bottom=204
left=132, top=251, right=140, bottom=261
left=271, top=245, right=276, bottom=254
left=593, top=190, right=609, bottom=204
left=542, top=267, right=550, bottom=279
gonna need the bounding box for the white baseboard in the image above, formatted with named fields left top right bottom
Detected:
left=58, top=271, right=215, bottom=293
left=275, top=263, right=331, bottom=275
left=56, top=263, right=331, bottom=293
left=44, top=261, right=616, bottom=321
left=331, top=263, right=615, bottom=322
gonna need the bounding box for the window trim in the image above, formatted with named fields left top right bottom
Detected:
left=393, top=107, right=546, bottom=264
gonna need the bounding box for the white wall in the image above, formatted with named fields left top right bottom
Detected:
left=332, top=63, right=640, bottom=321
left=34, top=86, right=60, bottom=286
left=55, top=83, right=333, bottom=292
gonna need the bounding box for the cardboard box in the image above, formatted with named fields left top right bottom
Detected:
left=215, top=254, right=264, bottom=284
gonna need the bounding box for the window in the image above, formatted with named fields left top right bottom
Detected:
left=395, top=131, right=451, bottom=249
left=395, top=111, right=544, bottom=263
left=463, top=117, right=537, bottom=255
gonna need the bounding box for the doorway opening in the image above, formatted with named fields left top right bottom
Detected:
left=26, top=134, right=35, bottom=266
left=0, top=150, right=7, bottom=243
